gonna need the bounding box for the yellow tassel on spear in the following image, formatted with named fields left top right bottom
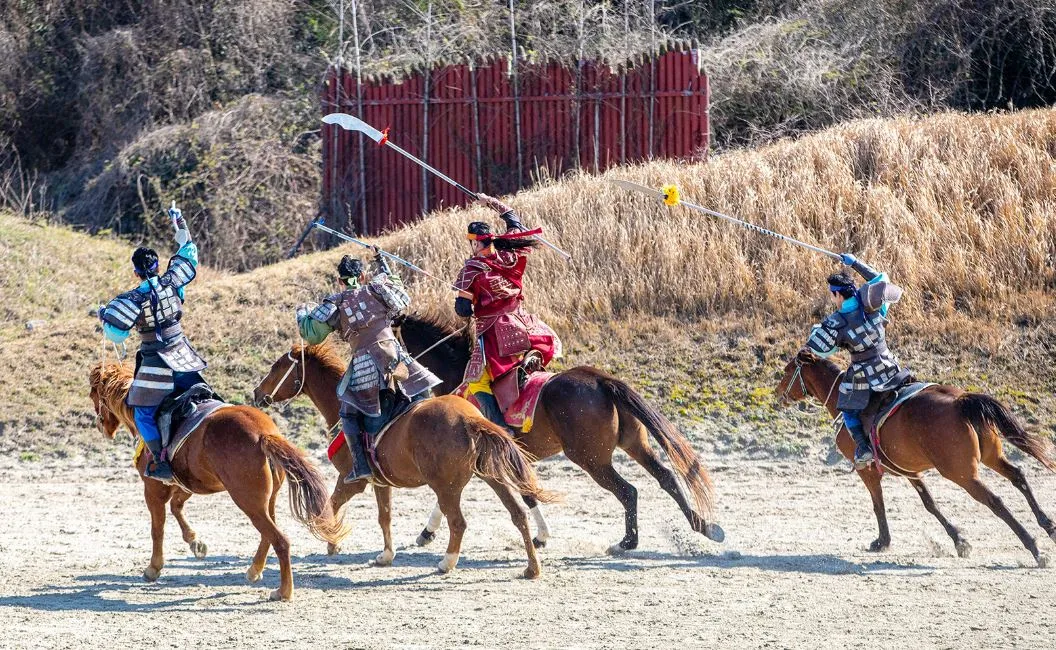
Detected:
left=661, top=183, right=681, bottom=207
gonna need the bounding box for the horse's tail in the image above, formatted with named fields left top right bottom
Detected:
left=959, top=393, right=1056, bottom=472
left=260, top=431, right=352, bottom=545
left=599, top=374, right=715, bottom=516
left=470, top=420, right=560, bottom=504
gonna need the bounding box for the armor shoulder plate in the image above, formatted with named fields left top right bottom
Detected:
left=310, top=300, right=339, bottom=323
left=455, top=259, right=488, bottom=292
left=160, top=254, right=196, bottom=290
left=368, top=274, right=411, bottom=312
left=821, top=312, right=847, bottom=331
left=860, top=281, right=903, bottom=312
left=101, top=291, right=146, bottom=330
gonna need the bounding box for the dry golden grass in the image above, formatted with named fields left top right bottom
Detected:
left=3, top=108, right=1055, bottom=460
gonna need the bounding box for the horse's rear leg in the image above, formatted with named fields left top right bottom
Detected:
left=574, top=460, right=638, bottom=553
left=435, top=490, right=468, bottom=573
left=143, top=481, right=173, bottom=582
left=908, top=478, right=971, bottom=558
left=857, top=466, right=891, bottom=552
left=952, top=473, right=1044, bottom=566
left=170, top=490, right=207, bottom=559
left=520, top=493, right=551, bottom=548
left=416, top=503, right=445, bottom=547
left=326, top=477, right=367, bottom=555
left=246, top=483, right=281, bottom=585
left=622, top=442, right=722, bottom=541
left=229, top=473, right=293, bottom=600
left=484, top=478, right=542, bottom=578
left=985, top=457, right=1056, bottom=543
left=372, top=485, right=395, bottom=566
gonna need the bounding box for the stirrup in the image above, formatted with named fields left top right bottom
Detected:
left=853, top=448, right=875, bottom=469
left=146, top=461, right=175, bottom=483
left=343, top=469, right=372, bottom=485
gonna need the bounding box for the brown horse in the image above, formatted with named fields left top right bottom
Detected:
left=777, top=350, right=1056, bottom=566
left=88, top=361, right=349, bottom=600
left=389, top=314, right=722, bottom=552
left=253, top=344, right=556, bottom=577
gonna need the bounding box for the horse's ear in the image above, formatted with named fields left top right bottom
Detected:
left=391, top=313, right=407, bottom=328
left=796, top=348, right=818, bottom=363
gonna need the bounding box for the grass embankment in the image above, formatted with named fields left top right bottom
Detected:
left=2, top=109, right=1054, bottom=464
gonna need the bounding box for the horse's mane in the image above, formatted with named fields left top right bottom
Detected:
left=90, top=361, right=134, bottom=405
left=798, top=349, right=841, bottom=374
left=398, top=309, right=473, bottom=364
left=292, top=339, right=347, bottom=374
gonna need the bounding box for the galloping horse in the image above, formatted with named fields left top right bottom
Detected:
left=89, top=361, right=349, bottom=601
left=777, top=350, right=1056, bottom=565
left=254, top=343, right=556, bottom=577
left=397, top=314, right=722, bottom=552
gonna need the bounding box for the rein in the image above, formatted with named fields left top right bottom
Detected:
left=412, top=324, right=468, bottom=361
left=783, top=357, right=843, bottom=414
left=255, top=346, right=306, bottom=409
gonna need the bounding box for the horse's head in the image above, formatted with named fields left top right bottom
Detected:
left=776, top=349, right=821, bottom=408
left=253, top=345, right=306, bottom=408
left=89, top=362, right=132, bottom=439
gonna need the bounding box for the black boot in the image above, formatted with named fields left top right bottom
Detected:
left=340, top=412, right=372, bottom=484
left=845, top=419, right=875, bottom=469
left=473, top=392, right=513, bottom=432
left=143, top=438, right=174, bottom=483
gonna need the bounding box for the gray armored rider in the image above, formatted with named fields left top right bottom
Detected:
left=297, top=249, right=441, bottom=483
left=101, top=204, right=206, bottom=483
left=805, top=254, right=911, bottom=468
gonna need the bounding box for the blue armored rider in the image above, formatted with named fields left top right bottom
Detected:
left=297, top=249, right=441, bottom=484
left=100, top=204, right=206, bottom=483
left=805, top=254, right=911, bottom=469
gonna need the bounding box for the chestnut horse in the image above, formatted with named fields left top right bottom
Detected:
left=777, top=350, right=1056, bottom=566
left=88, top=361, right=349, bottom=601
left=390, top=314, right=721, bottom=552
left=253, top=344, right=556, bottom=578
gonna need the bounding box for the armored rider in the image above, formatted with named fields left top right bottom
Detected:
left=100, top=204, right=206, bottom=483
left=297, top=248, right=441, bottom=484
left=453, top=193, right=561, bottom=430
left=805, top=254, right=911, bottom=468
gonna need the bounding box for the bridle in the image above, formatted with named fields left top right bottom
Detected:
left=255, top=346, right=306, bottom=409
left=782, top=356, right=843, bottom=411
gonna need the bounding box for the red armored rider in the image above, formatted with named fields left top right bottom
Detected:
left=453, top=193, right=561, bottom=429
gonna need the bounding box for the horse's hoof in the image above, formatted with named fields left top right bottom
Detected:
left=416, top=528, right=436, bottom=547
left=374, top=549, right=395, bottom=567
left=955, top=540, right=972, bottom=559
left=1037, top=553, right=1051, bottom=569
left=269, top=588, right=290, bottom=602
left=868, top=539, right=890, bottom=552
left=523, top=563, right=541, bottom=579
left=143, top=566, right=161, bottom=582
left=437, top=553, right=459, bottom=573
left=246, top=567, right=263, bottom=584
left=189, top=540, right=207, bottom=559
left=532, top=537, right=547, bottom=549
left=704, top=523, right=726, bottom=543
left=607, top=542, right=633, bottom=556
left=327, top=543, right=341, bottom=556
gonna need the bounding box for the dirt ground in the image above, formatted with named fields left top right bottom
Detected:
left=1, top=452, right=1055, bottom=649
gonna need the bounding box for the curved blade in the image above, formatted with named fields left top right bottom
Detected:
left=323, top=113, right=385, bottom=143
left=609, top=179, right=667, bottom=202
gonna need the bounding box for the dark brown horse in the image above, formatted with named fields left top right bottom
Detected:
left=89, top=361, right=349, bottom=601
left=396, top=314, right=722, bottom=552
left=253, top=344, right=556, bottom=577
left=777, top=350, right=1056, bottom=566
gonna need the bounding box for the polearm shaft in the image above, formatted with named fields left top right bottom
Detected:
left=611, top=180, right=842, bottom=261
left=311, top=221, right=459, bottom=291
left=322, top=113, right=572, bottom=261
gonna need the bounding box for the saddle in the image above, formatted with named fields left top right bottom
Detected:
left=155, top=382, right=224, bottom=451
left=362, top=391, right=428, bottom=486
left=492, top=350, right=544, bottom=414
left=859, top=375, right=917, bottom=439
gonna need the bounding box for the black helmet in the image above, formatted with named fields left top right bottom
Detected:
left=132, top=247, right=159, bottom=278
left=337, top=255, right=364, bottom=279
left=467, top=221, right=492, bottom=242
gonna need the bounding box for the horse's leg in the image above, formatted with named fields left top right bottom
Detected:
left=169, top=490, right=207, bottom=559
left=908, top=478, right=971, bottom=558
left=416, top=503, right=445, bottom=547
left=483, top=478, right=541, bottom=579
left=574, top=460, right=639, bottom=553
left=520, top=493, right=551, bottom=549
left=857, top=466, right=891, bottom=552
left=246, top=483, right=280, bottom=585
left=948, top=471, right=1043, bottom=565
left=435, top=489, right=468, bottom=573
left=143, top=481, right=173, bottom=581
left=229, top=471, right=293, bottom=600
left=372, top=485, right=395, bottom=566
left=326, top=477, right=367, bottom=555
left=984, top=457, right=1056, bottom=543
left=622, top=442, right=717, bottom=539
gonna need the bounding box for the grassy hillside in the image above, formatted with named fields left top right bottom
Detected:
left=3, top=109, right=1055, bottom=464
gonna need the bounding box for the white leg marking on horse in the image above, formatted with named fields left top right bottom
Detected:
left=437, top=552, right=459, bottom=573
left=426, top=504, right=444, bottom=532
left=374, top=548, right=395, bottom=566
left=531, top=505, right=551, bottom=543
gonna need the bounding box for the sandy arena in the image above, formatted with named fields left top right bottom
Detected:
left=2, top=453, right=1054, bottom=649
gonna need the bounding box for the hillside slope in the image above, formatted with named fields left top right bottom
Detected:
left=3, top=109, right=1054, bottom=463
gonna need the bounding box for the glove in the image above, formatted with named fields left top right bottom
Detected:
left=839, top=253, right=857, bottom=266
left=295, top=304, right=310, bottom=321
left=169, top=201, right=190, bottom=245
left=477, top=192, right=512, bottom=215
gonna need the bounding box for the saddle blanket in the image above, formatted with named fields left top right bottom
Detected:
left=326, top=399, right=428, bottom=462
left=133, top=399, right=231, bottom=467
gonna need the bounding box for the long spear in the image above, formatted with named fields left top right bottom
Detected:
left=611, top=179, right=843, bottom=262
left=311, top=220, right=459, bottom=291
left=322, top=112, right=572, bottom=261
